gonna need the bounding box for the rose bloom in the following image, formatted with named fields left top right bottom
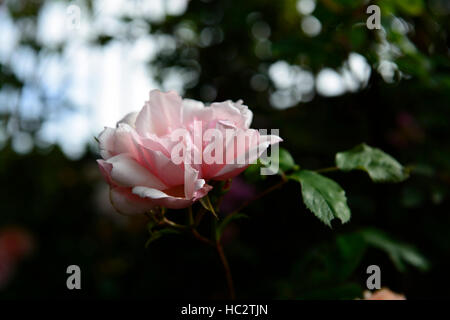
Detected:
left=97, top=90, right=281, bottom=214
left=363, top=288, right=406, bottom=300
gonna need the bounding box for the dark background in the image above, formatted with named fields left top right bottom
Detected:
left=1, top=0, right=449, bottom=299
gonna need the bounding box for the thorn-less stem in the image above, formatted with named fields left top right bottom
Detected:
left=192, top=228, right=214, bottom=246
left=188, top=206, right=194, bottom=226
left=144, top=212, right=152, bottom=220
left=162, top=215, right=213, bottom=245
left=229, top=179, right=287, bottom=218
left=152, top=165, right=340, bottom=299
left=193, top=212, right=235, bottom=298
left=216, top=238, right=236, bottom=300
left=161, top=217, right=187, bottom=230
left=315, top=166, right=339, bottom=173
left=153, top=208, right=235, bottom=298
left=194, top=206, right=206, bottom=227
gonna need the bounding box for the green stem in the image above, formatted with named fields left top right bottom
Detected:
left=161, top=217, right=188, bottom=230
left=229, top=179, right=287, bottom=217
left=194, top=206, right=206, bottom=227
left=315, top=166, right=339, bottom=173
left=188, top=206, right=194, bottom=226
left=158, top=208, right=235, bottom=299
left=216, top=238, right=236, bottom=300
left=191, top=228, right=214, bottom=246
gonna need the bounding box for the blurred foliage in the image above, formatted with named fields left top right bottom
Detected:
left=1, top=0, right=450, bottom=299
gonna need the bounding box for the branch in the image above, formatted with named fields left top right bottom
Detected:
left=229, top=179, right=288, bottom=217
left=216, top=239, right=236, bottom=300
left=315, top=166, right=339, bottom=173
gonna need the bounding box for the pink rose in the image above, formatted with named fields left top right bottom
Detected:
left=363, top=288, right=406, bottom=300
left=97, top=90, right=281, bottom=214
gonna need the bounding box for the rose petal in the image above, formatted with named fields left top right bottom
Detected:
left=209, top=100, right=253, bottom=129
left=202, top=128, right=259, bottom=179
left=97, top=159, right=114, bottom=185
left=135, top=90, right=183, bottom=136
left=184, top=164, right=200, bottom=199
left=110, top=186, right=156, bottom=215
left=192, top=180, right=213, bottom=200
left=181, top=99, right=207, bottom=124
left=97, top=124, right=142, bottom=161
left=132, top=186, right=193, bottom=209
left=106, top=154, right=167, bottom=190
left=211, top=134, right=282, bottom=180
left=98, top=127, right=115, bottom=159
left=117, top=112, right=138, bottom=127
left=134, top=144, right=185, bottom=187
left=232, top=100, right=253, bottom=129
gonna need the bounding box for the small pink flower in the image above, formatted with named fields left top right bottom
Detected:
left=363, top=288, right=406, bottom=300
left=0, top=227, right=34, bottom=262
left=97, top=90, right=281, bottom=214
left=0, top=227, right=34, bottom=289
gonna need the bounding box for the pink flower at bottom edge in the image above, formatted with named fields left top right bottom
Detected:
left=363, top=288, right=406, bottom=300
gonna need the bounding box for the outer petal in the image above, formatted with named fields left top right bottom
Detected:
left=211, top=134, right=283, bottom=180
left=97, top=124, right=142, bottom=161
left=106, top=154, right=167, bottom=190
left=97, top=159, right=114, bottom=185
left=202, top=128, right=259, bottom=179
left=181, top=99, right=207, bottom=124
left=135, top=90, right=183, bottom=136
left=232, top=100, right=253, bottom=129
left=132, top=185, right=211, bottom=209
left=97, top=159, right=158, bottom=215
left=133, top=143, right=185, bottom=187
left=113, top=124, right=143, bottom=161
left=110, top=186, right=157, bottom=215
left=209, top=100, right=253, bottom=129
left=184, top=163, right=202, bottom=199
left=211, top=166, right=248, bottom=181
left=117, top=112, right=138, bottom=127
left=199, top=120, right=237, bottom=179
left=98, top=127, right=115, bottom=159
left=139, top=134, right=174, bottom=158
left=191, top=179, right=213, bottom=200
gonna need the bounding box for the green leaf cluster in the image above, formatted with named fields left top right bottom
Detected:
left=282, top=143, right=409, bottom=227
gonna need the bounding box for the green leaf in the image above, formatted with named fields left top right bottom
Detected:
left=277, top=147, right=298, bottom=173
left=147, top=219, right=157, bottom=233
left=216, top=213, right=248, bottom=240
left=395, top=0, right=424, bottom=16
left=290, top=170, right=351, bottom=227
left=244, top=160, right=267, bottom=182
left=336, top=233, right=367, bottom=280
left=253, top=147, right=298, bottom=178
left=145, top=231, right=163, bottom=248
left=199, top=195, right=218, bottom=219
left=360, top=228, right=430, bottom=272
left=265, top=147, right=299, bottom=174
left=335, top=143, right=409, bottom=183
